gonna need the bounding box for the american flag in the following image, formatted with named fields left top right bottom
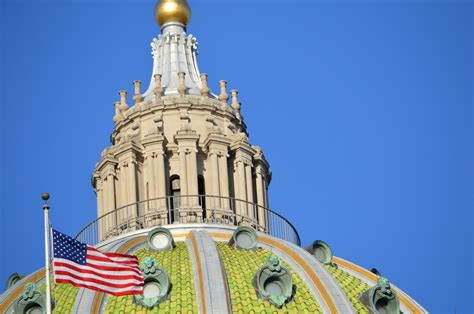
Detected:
left=52, top=229, right=144, bottom=296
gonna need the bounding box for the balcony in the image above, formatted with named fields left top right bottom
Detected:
left=75, top=195, right=301, bottom=246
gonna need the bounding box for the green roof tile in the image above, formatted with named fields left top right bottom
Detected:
left=39, top=281, right=79, bottom=313
left=325, top=264, right=370, bottom=313
left=216, top=242, right=322, bottom=313
left=104, top=242, right=198, bottom=313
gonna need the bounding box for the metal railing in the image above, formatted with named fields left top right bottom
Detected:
left=75, top=195, right=301, bottom=246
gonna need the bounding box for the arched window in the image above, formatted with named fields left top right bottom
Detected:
left=170, top=176, right=180, bottom=222
left=198, top=175, right=206, bottom=218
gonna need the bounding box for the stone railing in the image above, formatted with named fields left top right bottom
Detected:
left=75, top=195, right=301, bottom=246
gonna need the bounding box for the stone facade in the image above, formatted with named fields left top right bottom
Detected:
left=92, top=21, right=271, bottom=240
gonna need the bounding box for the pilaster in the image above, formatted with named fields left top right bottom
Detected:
left=175, top=132, right=201, bottom=220
left=143, top=134, right=167, bottom=210
left=204, top=134, right=231, bottom=211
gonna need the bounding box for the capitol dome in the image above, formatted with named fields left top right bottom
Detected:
left=0, top=0, right=427, bottom=313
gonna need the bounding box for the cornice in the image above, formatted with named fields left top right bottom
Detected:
left=142, top=133, right=165, bottom=147
left=114, top=141, right=142, bottom=160
left=96, top=155, right=118, bottom=173
left=230, top=140, right=255, bottom=157
left=203, top=133, right=231, bottom=149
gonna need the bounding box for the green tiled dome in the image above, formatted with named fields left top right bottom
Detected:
left=39, top=282, right=79, bottom=313
left=105, top=242, right=198, bottom=313
left=325, top=264, right=370, bottom=313
left=217, top=242, right=323, bottom=313
left=1, top=229, right=426, bottom=313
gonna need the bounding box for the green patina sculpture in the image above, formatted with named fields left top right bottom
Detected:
left=359, top=276, right=401, bottom=314
left=147, top=227, right=174, bottom=251
left=305, top=240, right=333, bottom=265
left=228, top=226, right=258, bottom=250
left=134, top=256, right=171, bottom=309
left=5, top=272, right=24, bottom=290
left=252, top=255, right=294, bottom=308
left=14, top=282, right=55, bottom=314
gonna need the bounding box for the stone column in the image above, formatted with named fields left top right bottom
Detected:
left=154, top=151, right=167, bottom=210
left=204, top=135, right=231, bottom=213
left=106, top=171, right=117, bottom=236
left=235, top=160, right=247, bottom=217
left=255, top=165, right=267, bottom=230
left=95, top=178, right=104, bottom=240
left=263, top=179, right=269, bottom=228
left=178, top=148, right=188, bottom=207
left=218, top=152, right=230, bottom=211
left=126, top=160, right=138, bottom=222
left=187, top=149, right=199, bottom=207
left=117, top=164, right=128, bottom=213
left=245, top=163, right=255, bottom=219
left=95, top=177, right=104, bottom=216
left=143, top=153, right=154, bottom=213
left=175, top=132, right=200, bottom=219
left=143, top=136, right=167, bottom=214
left=209, top=151, right=220, bottom=209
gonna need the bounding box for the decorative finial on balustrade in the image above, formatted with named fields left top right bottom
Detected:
left=218, top=80, right=228, bottom=105
left=153, top=74, right=163, bottom=101
left=133, top=80, right=143, bottom=104
left=177, top=72, right=186, bottom=96
left=200, top=73, right=210, bottom=96
left=119, top=90, right=128, bottom=111
left=230, top=89, right=241, bottom=111
left=113, top=101, right=123, bottom=123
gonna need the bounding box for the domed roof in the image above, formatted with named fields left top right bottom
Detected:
left=0, top=225, right=426, bottom=313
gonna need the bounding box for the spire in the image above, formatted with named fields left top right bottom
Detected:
left=143, top=0, right=211, bottom=100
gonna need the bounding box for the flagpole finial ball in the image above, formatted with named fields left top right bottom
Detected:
left=42, top=192, right=50, bottom=201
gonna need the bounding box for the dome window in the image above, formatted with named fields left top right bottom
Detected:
left=252, top=255, right=294, bottom=308
left=134, top=257, right=171, bottom=309
left=305, top=240, right=333, bottom=265
left=147, top=227, right=174, bottom=251
left=229, top=226, right=258, bottom=250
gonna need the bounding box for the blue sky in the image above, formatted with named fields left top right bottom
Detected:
left=0, top=0, right=472, bottom=312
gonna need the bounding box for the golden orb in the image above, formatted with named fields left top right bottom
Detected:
left=155, top=0, right=191, bottom=27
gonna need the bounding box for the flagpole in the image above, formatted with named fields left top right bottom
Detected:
left=42, top=192, right=52, bottom=314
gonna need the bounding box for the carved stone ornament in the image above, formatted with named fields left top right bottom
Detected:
left=252, top=255, right=294, bottom=308
left=14, top=282, right=55, bottom=314
left=134, top=257, right=171, bottom=309
left=359, top=276, right=401, bottom=314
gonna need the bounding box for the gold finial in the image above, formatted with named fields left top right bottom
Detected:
left=155, top=0, right=191, bottom=27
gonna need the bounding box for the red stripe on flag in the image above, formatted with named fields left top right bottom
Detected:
left=53, top=262, right=143, bottom=281
left=88, top=247, right=139, bottom=259
left=86, top=254, right=139, bottom=266
left=55, top=279, right=143, bottom=296
left=53, top=260, right=142, bottom=277
left=55, top=271, right=142, bottom=288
